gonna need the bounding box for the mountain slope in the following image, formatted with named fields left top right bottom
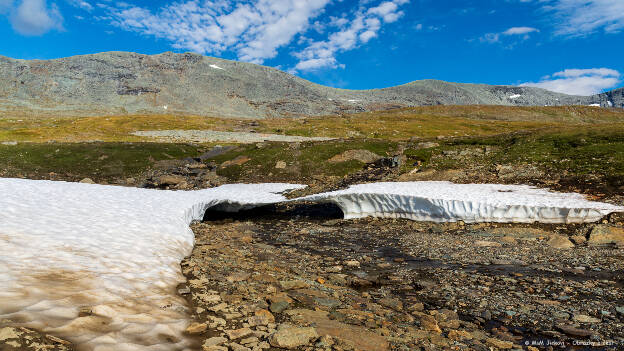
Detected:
left=0, top=51, right=619, bottom=118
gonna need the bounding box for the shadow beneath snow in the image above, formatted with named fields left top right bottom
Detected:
left=202, top=202, right=344, bottom=222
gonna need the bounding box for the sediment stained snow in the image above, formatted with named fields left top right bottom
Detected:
left=302, top=182, right=624, bottom=223
left=0, top=179, right=304, bottom=351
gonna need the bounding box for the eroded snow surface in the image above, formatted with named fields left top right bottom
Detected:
left=303, top=182, right=624, bottom=223
left=0, top=179, right=304, bottom=351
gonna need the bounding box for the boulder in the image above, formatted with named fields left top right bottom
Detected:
left=221, top=156, right=250, bottom=168
left=588, top=225, right=624, bottom=246
left=157, top=175, right=186, bottom=186
left=328, top=149, right=382, bottom=164
left=269, top=325, right=318, bottom=349
left=547, top=235, right=575, bottom=249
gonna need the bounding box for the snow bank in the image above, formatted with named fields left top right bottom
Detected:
left=0, top=179, right=304, bottom=351
left=508, top=94, right=521, bottom=99
left=301, top=182, right=624, bottom=223
left=209, top=64, right=224, bottom=70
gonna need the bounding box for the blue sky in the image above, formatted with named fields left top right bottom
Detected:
left=0, top=0, right=623, bottom=95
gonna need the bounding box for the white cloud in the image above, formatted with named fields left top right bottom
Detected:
left=9, top=0, right=63, bottom=36
left=481, top=26, right=539, bottom=43
left=107, top=0, right=330, bottom=64
left=367, top=1, right=404, bottom=23
left=68, top=0, right=93, bottom=11
left=292, top=0, right=409, bottom=72
left=547, top=0, right=624, bottom=36
left=502, top=26, right=538, bottom=35
left=521, top=68, right=621, bottom=95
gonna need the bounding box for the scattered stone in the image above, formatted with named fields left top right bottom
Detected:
left=226, top=327, right=253, bottom=340
left=203, top=346, right=228, bottom=351
left=547, top=234, right=575, bottom=249
left=185, top=322, right=208, bottom=334
left=557, top=325, right=594, bottom=337
left=269, top=326, right=318, bottom=349
left=344, top=260, right=360, bottom=267
left=378, top=297, right=403, bottom=311
left=486, top=338, right=514, bottom=349
left=573, top=314, right=601, bottom=324
left=45, top=334, right=72, bottom=345
left=588, top=225, right=624, bottom=246
left=203, top=337, right=227, bottom=347
left=417, top=314, right=442, bottom=333
left=79, top=178, right=95, bottom=184
left=248, top=309, right=275, bottom=326
left=475, top=240, right=502, bottom=247
left=275, top=161, right=287, bottom=169
left=157, top=175, right=186, bottom=186
left=270, top=301, right=290, bottom=314
left=221, top=156, right=250, bottom=168
left=0, top=327, right=20, bottom=341
left=279, top=280, right=309, bottom=290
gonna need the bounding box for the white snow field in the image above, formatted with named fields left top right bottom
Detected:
left=0, top=178, right=304, bottom=351
left=302, top=182, right=624, bottom=223
left=1, top=179, right=623, bottom=350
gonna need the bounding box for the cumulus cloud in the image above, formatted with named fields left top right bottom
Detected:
left=521, top=68, right=621, bottom=95
left=292, top=0, right=409, bottom=72
left=547, top=0, right=624, bottom=36
left=107, top=0, right=330, bottom=64
left=9, top=0, right=63, bottom=36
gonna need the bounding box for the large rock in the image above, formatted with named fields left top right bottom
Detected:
left=157, top=175, right=186, bottom=186
left=283, top=309, right=390, bottom=351
left=588, top=225, right=624, bottom=246
left=547, top=235, right=575, bottom=249
left=328, top=149, right=382, bottom=164
left=269, top=325, right=318, bottom=349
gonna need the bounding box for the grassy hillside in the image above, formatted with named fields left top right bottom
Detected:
left=1, top=105, right=623, bottom=143
left=0, top=105, right=622, bottom=198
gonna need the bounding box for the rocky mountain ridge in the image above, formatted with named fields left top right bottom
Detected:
left=0, top=51, right=621, bottom=118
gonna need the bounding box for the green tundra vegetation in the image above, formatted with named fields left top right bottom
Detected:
left=0, top=106, right=623, bottom=185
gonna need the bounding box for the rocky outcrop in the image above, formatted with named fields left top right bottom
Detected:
left=0, top=51, right=619, bottom=119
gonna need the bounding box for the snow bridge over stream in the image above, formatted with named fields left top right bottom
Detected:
left=1, top=178, right=622, bottom=351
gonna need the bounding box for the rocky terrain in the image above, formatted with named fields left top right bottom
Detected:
left=181, top=206, right=624, bottom=351
left=1, top=51, right=622, bottom=119
left=1, top=138, right=623, bottom=350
